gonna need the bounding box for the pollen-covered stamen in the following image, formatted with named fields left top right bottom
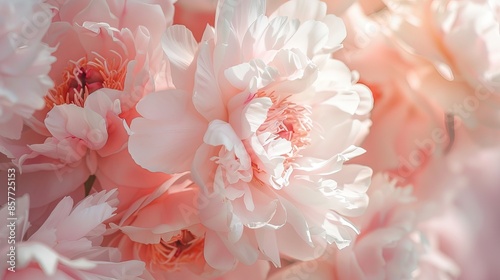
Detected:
left=45, top=51, right=128, bottom=109
left=257, top=91, right=313, bottom=157
left=138, top=230, right=204, bottom=271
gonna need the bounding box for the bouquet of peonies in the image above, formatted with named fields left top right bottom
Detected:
left=1, top=0, right=500, bottom=279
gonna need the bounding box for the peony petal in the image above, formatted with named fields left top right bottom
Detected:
left=0, top=115, right=23, bottom=139
left=203, top=120, right=248, bottom=160
left=17, top=242, right=95, bottom=275
left=163, top=25, right=198, bottom=91
left=204, top=231, right=237, bottom=271
left=45, top=104, right=108, bottom=150
left=283, top=20, right=329, bottom=57
left=255, top=228, right=281, bottom=267
left=193, top=40, right=228, bottom=121
left=163, top=25, right=198, bottom=70
left=271, top=0, right=327, bottom=22
left=13, top=164, right=90, bottom=208
left=215, top=0, right=265, bottom=42
left=228, top=93, right=272, bottom=139
left=129, top=90, right=207, bottom=173
left=278, top=198, right=313, bottom=245
left=225, top=59, right=278, bottom=92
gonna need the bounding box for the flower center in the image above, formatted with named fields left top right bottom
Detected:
left=45, top=53, right=127, bottom=109
left=139, top=230, right=204, bottom=272
left=247, top=91, right=312, bottom=189
left=257, top=91, right=313, bottom=159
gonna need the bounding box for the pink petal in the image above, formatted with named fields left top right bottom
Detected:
left=204, top=231, right=237, bottom=271
left=96, top=148, right=169, bottom=189
left=255, top=228, right=281, bottom=266
left=129, top=90, right=207, bottom=173
left=45, top=105, right=108, bottom=150
left=0, top=116, right=23, bottom=139
left=163, top=25, right=198, bottom=91
left=14, top=164, right=90, bottom=208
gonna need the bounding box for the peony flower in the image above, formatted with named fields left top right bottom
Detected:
left=108, top=174, right=211, bottom=279
left=0, top=0, right=55, bottom=139
left=0, top=190, right=145, bottom=279
left=333, top=174, right=460, bottom=280
left=334, top=5, right=500, bottom=278
left=108, top=173, right=277, bottom=280
left=0, top=0, right=173, bottom=209
left=409, top=133, right=500, bottom=280
left=381, top=0, right=500, bottom=145
left=267, top=174, right=460, bottom=280
left=130, top=0, right=373, bottom=271
left=41, top=0, right=176, bottom=123
left=336, top=3, right=447, bottom=180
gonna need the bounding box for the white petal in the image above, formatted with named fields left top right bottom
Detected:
left=193, top=41, right=227, bottom=121
left=163, top=25, right=198, bottom=90
left=228, top=93, right=272, bottom=139
left=216, top=0, right=265, bottom=42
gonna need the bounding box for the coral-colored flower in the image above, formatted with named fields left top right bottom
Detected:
left=0, top=190, right=145, bottom=279
left=130, top=0, right=373, bottom=271
left=108, top=174, right=211, bottom=279
left=108, top=173, right=280, bottom=279
left=44, top=0, right=175, bottom=113
left=0, top=0, right=55, bottom=139
left=0, top=0, right=173, bottom=209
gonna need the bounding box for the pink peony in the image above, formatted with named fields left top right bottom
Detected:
left=407, top=130, right=500, bottom=280
left=108, top=173, right=272, bottom=279
left=382, top=0, right=500, bottom=145
left=336, top=8, right=500, bottom=271
left=108, top=174, right=211, bottom=279
left=267, top=174, right=460, bottom=280
left=43, top=0, right=175, bottom=118
left=0, top=0, right=55, bottom=139
left=333, top=2, right=500, bottom=203
left=130, top=0, right=373, bottom=271
left=0, top=190, right=145, bottom=279
left=333, top=174, right=460, bottom=280
left=0, top=0, right=173, bottom=209
left=337, top=3, right=446, bottom=180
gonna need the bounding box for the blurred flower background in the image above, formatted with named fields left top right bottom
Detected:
left=1, top=0, right=500, bottom=279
